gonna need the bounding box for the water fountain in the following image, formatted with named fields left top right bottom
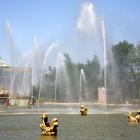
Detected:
left=5, top=20, right=21, bottom=67
left=1, top=1, right=140, bottom=140
left=55, top=53, right=71, bottom=103
left=101, top=19, right=107, bottom=112
left=38, top=42, right=60, bottom=110
left=79, top=69, right=88, bottom=103
left=0, top=2, right=138, bottom=114
left=9, top=53, right=32, bottom=106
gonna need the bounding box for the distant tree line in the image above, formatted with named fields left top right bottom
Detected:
left=33, top=40, right=140, bottom=104
left=112, top=41, right=140, bottom=104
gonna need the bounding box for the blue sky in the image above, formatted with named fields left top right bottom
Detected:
left=0, top=0, right=140, bottom=64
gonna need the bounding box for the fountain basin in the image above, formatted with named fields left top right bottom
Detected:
left=0, top=113, right=140, bottom=140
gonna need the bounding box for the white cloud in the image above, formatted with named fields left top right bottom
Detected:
left=77, top=2, right=96, bottom=34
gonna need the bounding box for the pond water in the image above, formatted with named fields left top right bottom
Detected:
left=0, top=113, right=140, bottom=140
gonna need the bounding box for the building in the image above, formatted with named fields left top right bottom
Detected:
left=0, top=58, right=32, bottom=106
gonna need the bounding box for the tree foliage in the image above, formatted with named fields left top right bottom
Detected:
left=33, top=40, right=140, bottom=104
left=112, top=41, right=140, bottom=101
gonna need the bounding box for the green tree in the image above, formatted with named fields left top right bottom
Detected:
left=85, top=55, right=101, bottom=101
left=112, top=40, right=139, bottom=101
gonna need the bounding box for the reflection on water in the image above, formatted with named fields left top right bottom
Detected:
left=40, top=135, right=57, bottom=140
